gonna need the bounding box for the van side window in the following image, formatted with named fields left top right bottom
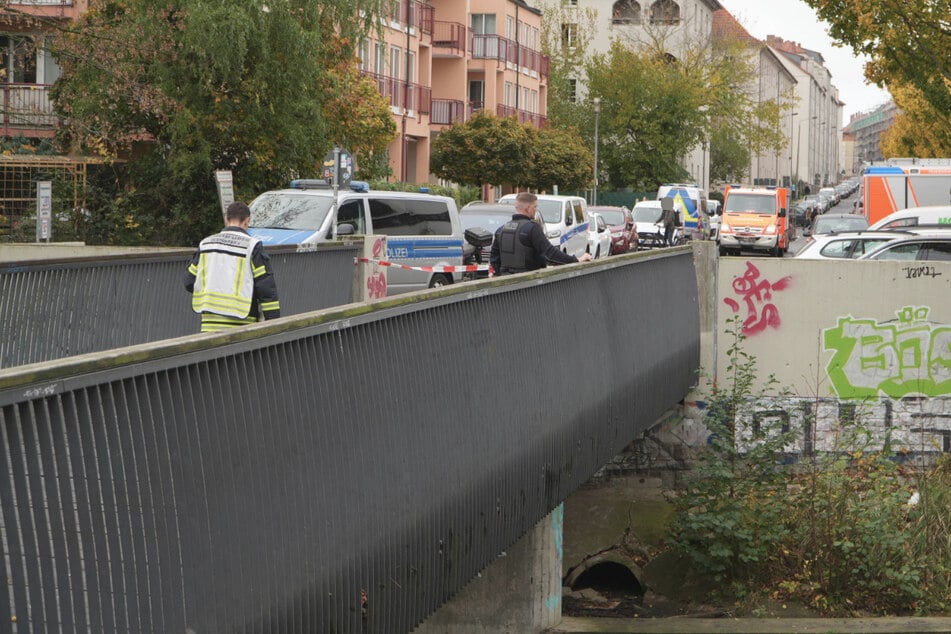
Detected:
left=369, top=198, right=452, bottom=235
left=336, top=199, right=365, bottom=234
left=564, top=202, right=573, bottom=226
left=573, top=202, right=584, bottom=224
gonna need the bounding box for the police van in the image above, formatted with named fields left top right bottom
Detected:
left=656, top=183, right=710, bottom=239
left=247, top=180, right=465, bottom=294
left=497, top=193, right=589, bottom=258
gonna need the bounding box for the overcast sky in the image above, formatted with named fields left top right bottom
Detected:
left=720, top=0, right=892, bottom=121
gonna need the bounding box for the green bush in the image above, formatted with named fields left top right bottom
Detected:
left=668, top=317, right=951, bottom=615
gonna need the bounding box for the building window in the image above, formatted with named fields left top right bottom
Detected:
left=0, top=36, right=36, bottom=83
left=650, top=0, right=680, bottom=24
left=406, top=50, right=415, bottom=83
left=566, top=0, right=578, bottom=5
left=568, top=78, right=577, bottom=103
left=358, top=38, right=370, bottom=71
left=374, top=42, right=386, bottom=75
left=506, top=16, right=514, bottom=40
left=469, top=80, right=485, bottom=110
left=390, top=45, right=401, bottom=79
left=471, top=13, right=496, bottom=35
left=561, top=23, right=578, bottom=49
left=612, top=0, right=641, bottom=24
left=505, top=81, right=513, bottom=107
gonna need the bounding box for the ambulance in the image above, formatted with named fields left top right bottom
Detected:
left=717, top=185, right=791, bottom=257
left=863, top=159, right=951, bottom=225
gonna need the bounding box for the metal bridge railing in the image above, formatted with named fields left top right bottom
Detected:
left=0, top=249, right=700, bottom=633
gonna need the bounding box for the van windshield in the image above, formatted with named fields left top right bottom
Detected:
left=250, top=192, right=334, bottom=230
left=632, top=206, right=662, bottom=222
left=536, top=200, right=564, bottom=224
left=725, top=194, right=775, bottom=215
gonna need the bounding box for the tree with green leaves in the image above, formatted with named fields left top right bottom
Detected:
left=527, top=126, right=593, bottom=193
left=802, top=0, right=949, bottom=117
left=430, top=111, right=533, bottom=192
left=50, top=0, right=392, bottom=245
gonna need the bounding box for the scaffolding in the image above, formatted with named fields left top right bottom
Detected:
left=0, top=154, right=93, bottom=240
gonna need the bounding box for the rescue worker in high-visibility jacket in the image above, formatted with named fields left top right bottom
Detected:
left=184, top=201, right=280, bottom=333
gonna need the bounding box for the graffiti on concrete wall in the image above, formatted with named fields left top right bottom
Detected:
left=663, top=396, right=951, bottom=468
left=824, top=306, right=951, bottom=399
left=722, top=261, right=792, bottom=336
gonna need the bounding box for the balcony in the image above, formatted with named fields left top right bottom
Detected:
left=1, top=83, right=57, bottom=137
left=362, top=70, right=431, bottom=115
left=430, top=99, right=465, bottom=126
left=497, top=104, right=546, bottom=128
left=4, top=0, right=84, bottom=20
left=432, top=21, right=466, bottom=57
left=386, top=0, right=433, bottom=34
left=471, top=34, right=549, bottom=80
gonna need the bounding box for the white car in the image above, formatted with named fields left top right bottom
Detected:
left=587, top=212, right=612, bottom=259
left=793, top=231, right=912, bottom=259
left=631, top=200, right=681, bottom=248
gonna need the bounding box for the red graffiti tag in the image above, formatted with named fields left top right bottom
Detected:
left=367, top=271, right=387, bottom=299
left=372, top=237, right=385, bottom=259
left=723, top=261, right=792, bottom=335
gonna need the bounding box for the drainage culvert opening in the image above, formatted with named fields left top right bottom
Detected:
left=571, top=561, right=644, bottom=596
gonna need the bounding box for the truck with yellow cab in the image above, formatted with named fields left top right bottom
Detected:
left=717, top=185, right=791, bottom=257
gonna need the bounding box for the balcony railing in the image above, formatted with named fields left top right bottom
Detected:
left=471, top=34, right=549, bottom=79
left=430, top=99, right=465, bottom=125
left=432, top=20, right=466, bottom=55
left=10, top=0, right=73, bottom=4
left=362, top=70, right=431, bottom=114
left=497, top=104, right=546, bottom=128
left=1, top=83, right=58, bottom=136
left=387, top=0, right=433, bottom=34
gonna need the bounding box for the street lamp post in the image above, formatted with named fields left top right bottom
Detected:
left=593, top=97, right=600, bottom=206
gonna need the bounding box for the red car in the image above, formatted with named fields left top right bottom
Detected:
left=589, top=205, right=637, bottom=254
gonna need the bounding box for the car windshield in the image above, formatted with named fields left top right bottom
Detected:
left=819, top=237, right=893, bottom=259
left=250, top=192, right=334, bottom=230
left=632, top=206, right=661, bottom=222
left=594, top=209, right=626, bottom=225
left=724, top=194, right=775, bottom=214
left=460, top=212, right=511, bottom=232
left=813, top=215, right=869, bottom=234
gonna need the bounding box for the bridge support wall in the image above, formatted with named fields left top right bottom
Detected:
left=413, top=505, right=563, bottom=634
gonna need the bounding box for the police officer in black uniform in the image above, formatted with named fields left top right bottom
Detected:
left=489, top=192, right=592, bottom=275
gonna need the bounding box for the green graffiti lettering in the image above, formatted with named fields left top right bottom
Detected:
left=824, top=306, right=951, bottom=398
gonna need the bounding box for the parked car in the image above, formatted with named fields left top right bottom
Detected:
left=859, top=233, right=951, bottom=261
left=794, top=230, right=912, bottom=259
left=868, top=205, right=951, bottom=230
left=631, top=200, right=678, bottom=248
left=587, top=212, right=612, bottom=259
left=589, top=205, right=636, bottom=254
left=498, top=193, right=589, bottom=258
left=808, top=212, right=869, bottom=236
left=459, top=203, right=521, bottom=276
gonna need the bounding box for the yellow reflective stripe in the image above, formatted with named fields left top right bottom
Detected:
left=234, top=257, right=247, bottom=296
left=252, top=263, right=267, bottom=278
left=192, top=291, right=252, bottom=316
left=260, top=300, right=280, bottom=312
left=200, top=313, right=257, bottom=332
left=188, top=263, right=198, bottom=275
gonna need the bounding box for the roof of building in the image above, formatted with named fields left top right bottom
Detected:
left=712, top=8, right=759, bottom=44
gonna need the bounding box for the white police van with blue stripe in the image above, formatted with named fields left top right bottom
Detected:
left=248, top=180, right=465, bottom=295
left=497, top=194, right=590, bottom=259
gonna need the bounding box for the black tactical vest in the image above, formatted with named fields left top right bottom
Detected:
left=498, top=218, right=535, bottom=272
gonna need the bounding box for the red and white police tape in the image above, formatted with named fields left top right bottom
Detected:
left=355, top=257, right=492, bottom=274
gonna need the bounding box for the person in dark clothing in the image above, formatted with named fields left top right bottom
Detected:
left=184, top=201, right=281, bottom=332
left=489, top=192, right=592, bottom=275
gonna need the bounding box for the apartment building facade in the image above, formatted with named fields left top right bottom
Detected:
left=2, top=0, right=548, bottom=188
left=844, top=101, right=898, bottom=173
left=359, top=0, right=549, bottom=184
left=711, top=10, right=797, bottom=188
left=768, top=36, right=845, bottom=192
left=561, top=0, right=722, bottom=191
left=0, top=0, right=86, bottom=140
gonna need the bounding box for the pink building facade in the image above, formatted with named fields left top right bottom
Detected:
left=360, top=0, right=549, bottom=184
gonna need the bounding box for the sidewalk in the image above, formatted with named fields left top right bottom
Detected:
left=549, top=616, right=951, bottom=633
